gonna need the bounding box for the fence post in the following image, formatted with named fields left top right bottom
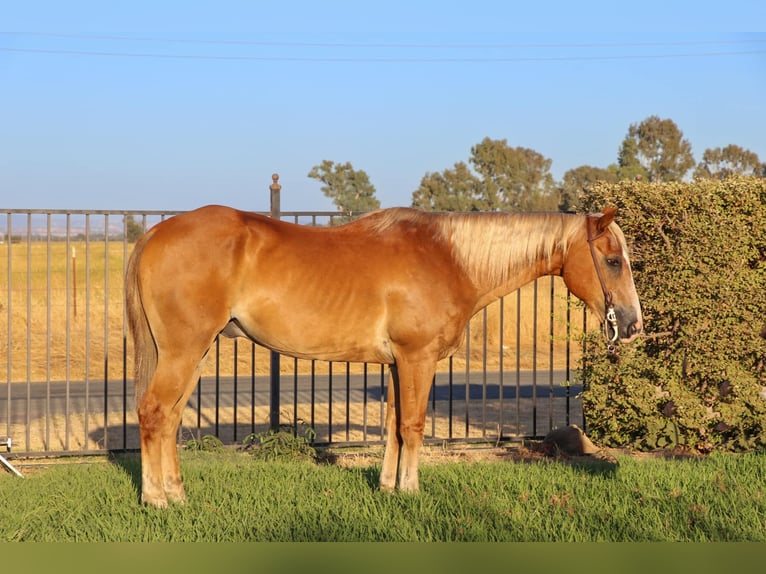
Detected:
left=269, top=174, right=282, bottom=430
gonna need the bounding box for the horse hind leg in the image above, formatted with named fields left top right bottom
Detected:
left=138, top=351, right=207, bottom=507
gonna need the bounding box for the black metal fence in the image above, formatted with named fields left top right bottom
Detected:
left=1, top=177, right=589, bottom=458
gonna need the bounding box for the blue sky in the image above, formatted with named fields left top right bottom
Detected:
left=1, top=1, right=765, bottom=212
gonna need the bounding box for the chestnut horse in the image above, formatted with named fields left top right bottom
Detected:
left=126, top=205, right=642, bottom=507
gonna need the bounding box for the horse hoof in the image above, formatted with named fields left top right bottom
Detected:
left=167, top=494, right=187, bottom=506
left=141, top=494, right=169, bottom=509
left=165, top=488, right=187, bottom=505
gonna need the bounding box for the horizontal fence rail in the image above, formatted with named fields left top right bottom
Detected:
left=1, top=194, right=593, bottom=458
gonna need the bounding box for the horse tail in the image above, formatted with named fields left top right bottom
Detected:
left=126, top=227, right=158, bottom=404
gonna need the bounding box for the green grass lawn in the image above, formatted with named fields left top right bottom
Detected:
left=1, top=448, right=764, bottom=542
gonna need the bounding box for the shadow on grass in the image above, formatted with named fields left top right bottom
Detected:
left=318, top=449, right=383, bottom=490
left=561, top=455, right=620, bottom=478
left=108, top=451, right=142, bottom=503
left=359, top=466, right=381, bottom=489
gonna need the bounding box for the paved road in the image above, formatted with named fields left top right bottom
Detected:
left=1, top=370, right=582, bottom=425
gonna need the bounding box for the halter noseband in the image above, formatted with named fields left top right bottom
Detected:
left=586, top=218, right=619, bottom=354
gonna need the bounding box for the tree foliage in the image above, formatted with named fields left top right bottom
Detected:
left=558, top=165, right=617, bottom=212
left=470, top=137, right=558, bottom=211
left=411, top=137, right=558, bottom=212
left=411, top=161, right=484, bottom=211
left=615, top=135, right=649, bottom=182
left=307, top=160, right=380, bottom=218
left=579, top=177, right=766, bottom=452
left=124, top=215, right=144, bottom=243
left=617, top=116, right=695, bottom=182
left=693, top=144, right=765, bottom=180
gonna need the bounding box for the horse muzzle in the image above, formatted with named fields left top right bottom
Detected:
left=615, top=307, right=643, bottom=343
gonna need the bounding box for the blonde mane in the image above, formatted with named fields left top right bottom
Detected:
left=360, top=207, right=592, bottom=287
left=442, top=211, right=585, bottom=286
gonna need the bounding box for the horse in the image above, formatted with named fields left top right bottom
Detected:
left=126, top=205, right=642, bottom=507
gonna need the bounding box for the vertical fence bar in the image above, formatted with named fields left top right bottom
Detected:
left=430, top=373, right=435, bottom=440
left=233, top=339, right=239, bottom=442
left=122, top=214, right=129, bottom=449
left=481, top=306, right=487, bottom=437
left=310, top=360, right=316, bottom=433
left=215, top=337, right=220, bottom=436
left=250, top=342, right=256, bottom=436
left=65, top=214, right=71, bottom=450
left=292, top=357, right=298, bottom=436
left=25, top=213, right=31, bottom=451
left=464, top=322, right=470, bottom=437
left=46, top=214, right=52, bottom=449
left=498, top=296, right=505, bottom=439
left=532, top=278, right=538, bottom=437
left=345, top=362, right=351, bottom=442
left=379, top=364, right=385, bottom=440
left=582, top=307, right=588, bottom=431
left=84, top=214, right=91, bottom=448
left=269, top=173, right=281, bottom=430
left=362, top=362, right=369, bottom=442
left=103, top=214, right=110, bottom=449
left=328, top=361, right=333, bottom=442
left=195, top=372, right=202, bottom=442
left=548, top=275, right=555, bottom=432
left=448, top=356, right=454, bottom=438
left=5, top=214, right=12, bottom=444
left=515, top=289, right=521, bottom=436
left=565, top=289, right=572, bottom=427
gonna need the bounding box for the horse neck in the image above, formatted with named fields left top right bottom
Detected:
left=444, top=212, right=577, bottom=310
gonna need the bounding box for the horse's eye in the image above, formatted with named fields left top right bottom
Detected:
left=606, top=257, right=621, bottom=268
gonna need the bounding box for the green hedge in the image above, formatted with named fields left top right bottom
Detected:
left=578, top=177, right=766, bottom=451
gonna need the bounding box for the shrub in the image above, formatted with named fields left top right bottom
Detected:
left=185, top=434, right=225, bottom=452
left=578, top=177, right=766, bottom=451
left=240, top=423, right=317, bottom=462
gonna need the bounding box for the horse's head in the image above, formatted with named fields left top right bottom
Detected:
left=562, top=207, right=643, bottom=345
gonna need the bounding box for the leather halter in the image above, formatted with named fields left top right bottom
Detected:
left=586, top=217, right=619, bottom=354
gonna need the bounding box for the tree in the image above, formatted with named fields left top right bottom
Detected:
left=617, top=116, right=695, bottom=182
left=124, top=215, right=144, bottom=243
left=411, top=161, right=484, bottom=211
left=615, top=136, right=649, bottom=182
left=558, top=165, right=618, bottom=212
left=693, top=144, right=765, bottom=180
left=469, top=137, right=559, bottom=211
left=307, top=160, right=380, bottom=218
left=411, top=138, right=559, bottom=212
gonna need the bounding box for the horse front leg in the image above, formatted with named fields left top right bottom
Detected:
left=380, top=357, right=436, bottom=493
left=380, top=368, right=401, bottom=491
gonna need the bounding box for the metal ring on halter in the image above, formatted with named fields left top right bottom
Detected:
left=605, top=305, right=619, bottom=355
left=605, top=306, right=619, bottom=343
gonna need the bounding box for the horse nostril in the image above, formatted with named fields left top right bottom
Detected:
left=628, top=321, right=642, bottom=336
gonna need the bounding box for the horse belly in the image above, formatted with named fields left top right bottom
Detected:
left=231, top=301, right=396, bottom=364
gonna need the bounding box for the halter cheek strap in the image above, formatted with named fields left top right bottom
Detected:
left=587, top=218, right=619, bottom=354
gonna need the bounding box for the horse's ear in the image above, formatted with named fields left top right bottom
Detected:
left=596, top=206, right=617, bottom=233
